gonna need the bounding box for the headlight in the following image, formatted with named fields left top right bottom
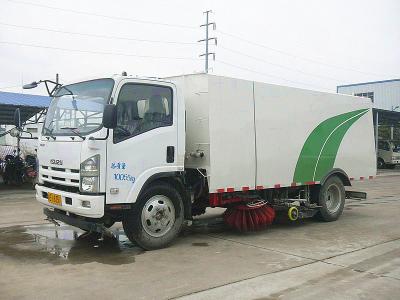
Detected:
left=81, top=176, right=99, bottom=193
left=80, top=155, right=100, bottom=193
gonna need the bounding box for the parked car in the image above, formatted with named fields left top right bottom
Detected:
left=377, top=140, right=400, bottom=169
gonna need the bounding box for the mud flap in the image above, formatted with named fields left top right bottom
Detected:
left=346, top=191, right=367, bottom=200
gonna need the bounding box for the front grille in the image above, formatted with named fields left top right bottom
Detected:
left=43, top=181, right=80, bottom=193
left=52, top=167, right=65, bottom=172
left=40, top=164, right=80, bottom=191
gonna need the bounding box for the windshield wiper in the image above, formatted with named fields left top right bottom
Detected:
left=43, top=127, right=56, bottom=140
left=60, top=127, right=85, bottom=140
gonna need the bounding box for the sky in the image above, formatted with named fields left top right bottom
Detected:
left=0, top=0, right=399, bottom=96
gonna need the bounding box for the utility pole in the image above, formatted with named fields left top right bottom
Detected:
left=199, top=10, right=217, bottom=73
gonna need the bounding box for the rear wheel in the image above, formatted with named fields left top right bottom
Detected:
left=122, top=182, right=184, bottom=250
left=316, top=176, right=345, bottom=222
left=377, top=158, right=385, bottom=169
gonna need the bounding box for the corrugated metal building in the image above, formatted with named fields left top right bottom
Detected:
left=337, top=79, right=400, bottom=111
left=337, top=79, right=400, bottom=151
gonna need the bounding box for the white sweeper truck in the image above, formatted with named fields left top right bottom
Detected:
left=23, top=73, right=376, bottom=249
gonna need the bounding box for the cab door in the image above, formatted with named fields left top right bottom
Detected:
left=106, top=79, right=179, bottom=204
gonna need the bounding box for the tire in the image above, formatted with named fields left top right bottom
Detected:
left=377, top=158, right=385, bottom=169
left=316, top=176, right=345, bottom=222
left=122, top=182, right=184, bottom=250
left=104, top=221, right=115, bottom=228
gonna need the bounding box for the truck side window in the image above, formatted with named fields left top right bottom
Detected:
left=114, top=84, right=173, bottom=143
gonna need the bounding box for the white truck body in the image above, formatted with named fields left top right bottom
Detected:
left=34, top=73, right=376, bottom=249
left=169, top=74, right=376, bottom=192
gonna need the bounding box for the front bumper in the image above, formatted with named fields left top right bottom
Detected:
left=36, top=184, right=105, bottom=218
left=43, top=208, right=112, bottom=236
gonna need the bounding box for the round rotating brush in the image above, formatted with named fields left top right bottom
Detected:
left=224, top=200, right=275, bottom=232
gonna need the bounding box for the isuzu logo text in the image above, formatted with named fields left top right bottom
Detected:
left=50, top=159, right=63, bottom=165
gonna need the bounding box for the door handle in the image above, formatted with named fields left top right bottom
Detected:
left=167, top=146, right=175, bottom=163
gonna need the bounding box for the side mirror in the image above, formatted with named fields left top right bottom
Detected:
left=9, top=127, right=20, bottom=138
left=23, top=82, right=38, bottom=89
left=102, top=104, right=117, bottom=129
left=14, top=108, right=21, bottom=129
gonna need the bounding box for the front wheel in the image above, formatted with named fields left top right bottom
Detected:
left=316, top=176, right=345, bottom=222
left=122, top=182, right=184, bottom=250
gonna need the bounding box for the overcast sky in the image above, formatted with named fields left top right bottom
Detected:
left=0, top=0, right=399, bottom=95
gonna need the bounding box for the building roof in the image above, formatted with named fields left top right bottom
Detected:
left=0, top=91, right=51, bottom=125
left=337, top=79, right=400, bottom=89
left=0, top=91, right=50, bottom=107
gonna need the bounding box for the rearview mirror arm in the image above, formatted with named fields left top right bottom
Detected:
left=90, top=128, right=110, bottom=141
left=42, top=80, right=62, bottom=97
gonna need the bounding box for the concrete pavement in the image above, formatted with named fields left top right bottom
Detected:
left=0, top=175, right=399, bottom=299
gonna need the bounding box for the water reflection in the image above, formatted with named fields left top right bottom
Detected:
left=0, top=224, right=142, bottom=265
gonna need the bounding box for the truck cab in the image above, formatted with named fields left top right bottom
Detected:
left=377, top=140, right=400, bottom=169
left=36, top=75, right=186, bottom=249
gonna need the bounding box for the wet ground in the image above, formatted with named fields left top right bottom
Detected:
left=0, top=176, right=399, bottom=299
left=0, top=224, right=142, bottom=265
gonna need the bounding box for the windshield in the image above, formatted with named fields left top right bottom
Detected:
left=43, top=78, right=114, bottom=136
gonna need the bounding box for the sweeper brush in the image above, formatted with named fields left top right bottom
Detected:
left=223, top=200, right=276, bottom=232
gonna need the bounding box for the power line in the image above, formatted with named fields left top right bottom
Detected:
left=219, top=45, right=342, bottom=83
left=6, top=0, right=198, bottom=29
left=0, top=41, right=201, bottom=61
left=218, top=30, right=391, bottom=77
left=217, top=59, right=332, bottom=91
left=0, top=22, right=198, bottom=45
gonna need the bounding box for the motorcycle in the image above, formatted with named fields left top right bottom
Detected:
left=24, top=154, right=38, bottom=185
left=2, top=153, right=37, bottom=185
left=3, top=153, right=24, bottom=185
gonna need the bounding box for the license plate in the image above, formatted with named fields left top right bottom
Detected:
left=48, top=193, right=62, bottom=206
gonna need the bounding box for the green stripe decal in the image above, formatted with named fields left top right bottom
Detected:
left=293, top=109, right=369, bottom=183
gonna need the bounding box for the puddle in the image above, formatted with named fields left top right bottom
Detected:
left=0, top=224, right=143, bottom=265
left=192, top=242, right=209, bottom=247
left=346, top=204, right=363, bottom=208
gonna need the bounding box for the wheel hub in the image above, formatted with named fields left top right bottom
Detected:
left=325, top=184, right=341, bottom=213
left=141, top=195, right=175, bottom=237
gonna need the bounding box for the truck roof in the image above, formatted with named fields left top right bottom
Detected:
left=61, top=73, right=371, bottom=104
